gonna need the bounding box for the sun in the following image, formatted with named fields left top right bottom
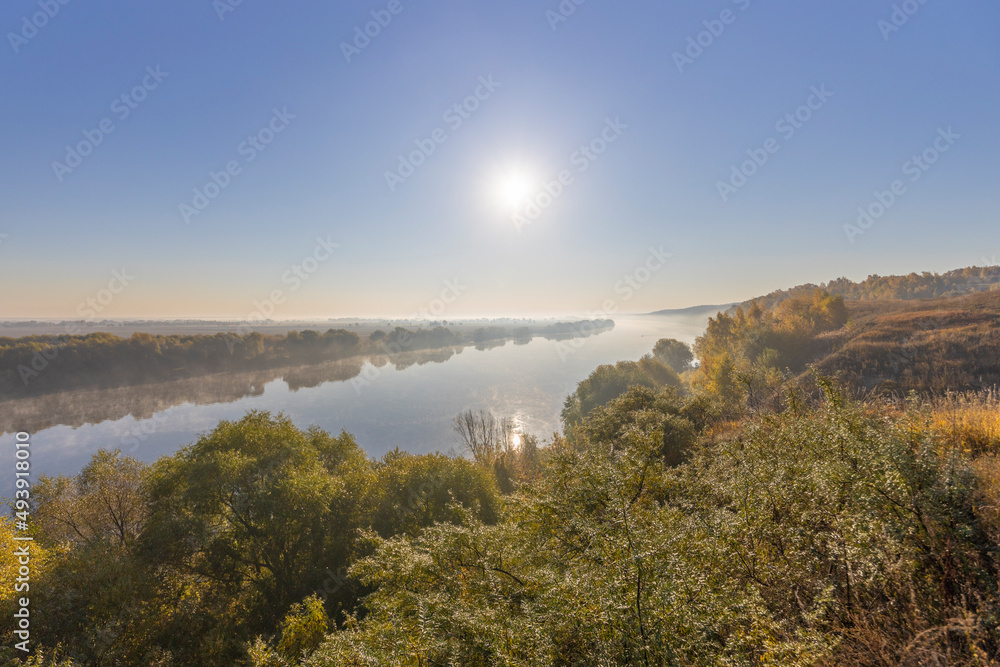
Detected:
left=495, top=170, right=535, bottom=209
left=511, top=433, right=522, bottom=448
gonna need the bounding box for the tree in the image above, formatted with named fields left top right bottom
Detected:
left=561, top=358, right=680, bottom=428
left=141, top=412, right=373, bottom=634
left=276, top=595, right=330, bottom=663
left=34, top=449, right=148, bottom=548
left=452, top=409, right=516, bottom=467
left=652, top=338, right=694, bottom=373
left=582, top=385, right=695, bottom=467
left=305, top=388, right=1000, bottom=666
left=370, top=450, right=499, bottom=538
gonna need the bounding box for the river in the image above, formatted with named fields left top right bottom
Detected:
left=0, top=312, right=717, bottom=493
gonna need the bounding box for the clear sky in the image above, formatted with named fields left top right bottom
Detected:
left=1, top=0, right=998, bottom=319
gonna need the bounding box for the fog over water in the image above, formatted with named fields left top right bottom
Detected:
left=1, top=313, right=713, bottom=494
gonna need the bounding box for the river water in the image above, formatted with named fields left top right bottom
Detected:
left=0, top=312, right=715, bottom=493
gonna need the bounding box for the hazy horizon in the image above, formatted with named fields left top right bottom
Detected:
left=0, top=263, right=988, bottom=322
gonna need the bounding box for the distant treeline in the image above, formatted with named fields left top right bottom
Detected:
left=742, top=265, right=1000, bottom=311
left=0, top=320, right=614, bottom=398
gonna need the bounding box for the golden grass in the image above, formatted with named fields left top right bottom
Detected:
left=924, top=391, right=1000, bottom=457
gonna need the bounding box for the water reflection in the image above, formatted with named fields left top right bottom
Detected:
left=0, top=324, right=619, bottom=436
left=0, top=347, right=475, bottom=436
left=0, top=314, right=715, bottom=494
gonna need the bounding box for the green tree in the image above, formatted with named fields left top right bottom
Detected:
left=652, top=338, right=694, bottom=373
left=276, top=595, right=330, bottom=663
left=369, top=450, right=500, bottom=538
left=141, top=412, right=373, bottom=645
left=562, top=358, right=680, bottom=429
left=34, top=449, right=148, bottom=548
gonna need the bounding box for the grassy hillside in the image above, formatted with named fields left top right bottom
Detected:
left=812, top=291, right=1000, bottom=394
left=691, top=286, right=1000, bottom=413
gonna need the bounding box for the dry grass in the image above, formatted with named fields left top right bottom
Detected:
left=972, top=454, right=1000, bottom=541
left=923, top=391, right=1000, bottom=457
left=806, top=292, right=1000, bottom=395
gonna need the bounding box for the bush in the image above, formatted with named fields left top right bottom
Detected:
left=305, top=389, right=1000, bottom=666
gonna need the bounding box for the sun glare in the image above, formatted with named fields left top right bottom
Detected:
left=496, top=170, right=535, bottom=209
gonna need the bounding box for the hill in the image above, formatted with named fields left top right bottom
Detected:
left=739, top=265, right=1000, bottom=311
left=691, top=287, right=1000, bottom=408
left=810, top=291, right=1000, bottom=393
left=646, top=303, right=738, bottom=316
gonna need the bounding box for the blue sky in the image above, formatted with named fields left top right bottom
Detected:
left=1, top=0, right=998, bottom=318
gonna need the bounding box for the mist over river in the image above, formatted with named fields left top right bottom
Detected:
left=1, top=313, right=715, bottom=494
